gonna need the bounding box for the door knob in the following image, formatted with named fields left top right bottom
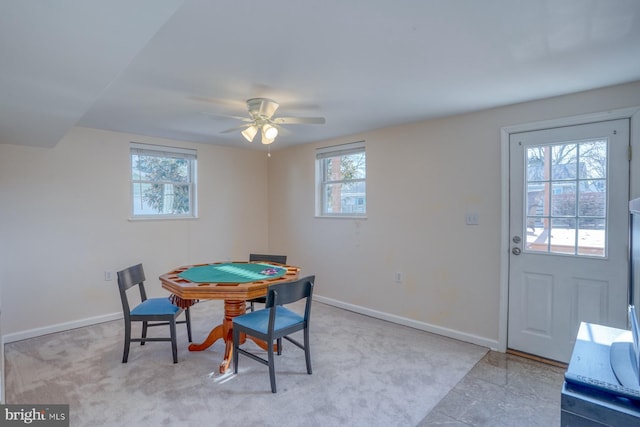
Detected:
left=512, top=247, right=521, bottom=255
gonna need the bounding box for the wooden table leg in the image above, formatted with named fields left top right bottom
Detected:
left=188, top=323, right=224, bottom=351
left=188, top=300, right=248, bottom=373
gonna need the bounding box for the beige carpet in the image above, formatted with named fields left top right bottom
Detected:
left=5, top=301, right=488, bottom=426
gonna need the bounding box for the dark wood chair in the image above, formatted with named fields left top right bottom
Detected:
left=116, top=263, right=192, bottom=363
left=247, top=253, right=287, bottom=312
left=233, top=275, right=315, bottom=393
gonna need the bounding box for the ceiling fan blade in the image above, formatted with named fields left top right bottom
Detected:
left=273, top=116, right=326, bottom=125
left=190, top=96, right=246, bottom=109
left=272, top=123, right=291, bottom=135
left=220, top=123, right=253, bottom=134
left=201, top=111, right=252, bottom=122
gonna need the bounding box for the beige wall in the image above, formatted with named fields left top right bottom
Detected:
left=1, top=81, right=640, bottom=350
left=268, top=81, right=640, bottom=348
left=0, top=127, right=270, bottom=338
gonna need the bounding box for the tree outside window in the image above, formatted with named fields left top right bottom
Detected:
left=316, top=142, right=366, bottom=217
left=525, top=139, right=606, bottom=256
left=130, top=143, right=197, bottom=219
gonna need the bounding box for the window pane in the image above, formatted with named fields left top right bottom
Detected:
left=578, top=218, right=605, bottom=256
left=526, top=185, right=545, bottom=236
left=317, top=144, right=366, bottom=217
left=551, top=182, right=576, bottom=216
left=133, top=155, right=189, bottom=183
left=323, top=181, right=366, bottom=215
left=130, top=144, right=196, bottom=218
left=578, top=180, right=606, bottom=217
left=131, top=154, right=150, bottom=180
left=132, top=183, right=191, bottom=215
left=527, top=147, right=547, bottom=181
left=323, top=152, right=366, bottom=181
left=527, top=222, right=548, bottom=252
left=550, top=218, right=576, bottom=255
left=551, top=144, right=577, bottom=180
left=523, top=139, right=608, bottom=258
left=579, top=140, right=607, bottom=179
left=526, top=186, right=545, bottom=215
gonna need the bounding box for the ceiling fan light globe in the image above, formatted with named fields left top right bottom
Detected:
left=241, top=125, right=258, bottom=142
left=263, top=124, right=278, bottom=140
left=261, top=125, right=277, bottom=144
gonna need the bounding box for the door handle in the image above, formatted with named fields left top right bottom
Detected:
left=512, top=247, right=521, bottom=255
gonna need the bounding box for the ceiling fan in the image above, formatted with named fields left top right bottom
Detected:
left=220, top=98, right=325, bottom=145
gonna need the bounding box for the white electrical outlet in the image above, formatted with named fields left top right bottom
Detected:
left=465, top=213, right=479, bottom=225
left=104, top=271, right=113, bottom=281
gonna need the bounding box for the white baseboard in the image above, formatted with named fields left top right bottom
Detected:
left=2, top=298, right=500, bottom=352
left=313, top=295, right=500, bottom=351
left=3, top=312, right=122, bottom=344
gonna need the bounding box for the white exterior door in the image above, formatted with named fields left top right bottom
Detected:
left=508, top=119, right=630, bottom=363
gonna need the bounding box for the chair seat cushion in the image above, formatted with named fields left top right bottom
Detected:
left=234, top=306, right=303, bottom=334
left=131, top=297, right=181, bottom=316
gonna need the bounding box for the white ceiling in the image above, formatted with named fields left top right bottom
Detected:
left=2, top=0, right=640, bottom=150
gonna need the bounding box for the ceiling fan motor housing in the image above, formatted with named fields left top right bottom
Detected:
left=247, top=98, right=279, bottom=120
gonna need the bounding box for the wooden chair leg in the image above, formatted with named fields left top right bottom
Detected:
left=268, top=339, right=276, bottom=393
left=304, top=327, right=312, bottom=374
left=185, top=308, right=192, bottom=342
left=122, top=321, right=131, bottom=363
left=232, top=328, right=240, bottom=373
left=170, top=320, right=178, bottom=364
left=141, top=321, right=148, bottom=346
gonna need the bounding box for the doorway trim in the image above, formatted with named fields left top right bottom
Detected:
left=498, top=106, right=640, bottom=353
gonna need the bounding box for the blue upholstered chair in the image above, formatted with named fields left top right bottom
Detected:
left=233, top=275, right=315, bottom=393
left=247, top=253, right=288, bottom=312
left=116, top=263, right=192, bottom=363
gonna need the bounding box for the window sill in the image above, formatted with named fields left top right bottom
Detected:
left=314, top=215, right=368, bottom=220
left=128, top=216, right=199, bottom=222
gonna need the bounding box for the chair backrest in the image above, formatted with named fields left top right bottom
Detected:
left=116, top=263, right=147, bottom=315
left=249, top=253, right=287, bottom=265
left=265, top=275, right=315, bottom=321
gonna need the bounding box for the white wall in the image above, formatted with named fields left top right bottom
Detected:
left=0, top=127, right=270, bottom=339
left=2, top=81, right=640, bottom=352
left=268, top=80, right=640, bottom=349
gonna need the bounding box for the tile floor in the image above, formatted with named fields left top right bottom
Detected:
left=418, top=351, right=566, bottom=426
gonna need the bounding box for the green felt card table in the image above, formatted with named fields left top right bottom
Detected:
left=160, top=261, right=300, bottom=373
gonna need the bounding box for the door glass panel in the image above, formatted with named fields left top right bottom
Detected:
left=527, top=147, right=548, bottom=181
left=551, top=182, right=576, bottom=216
left=525, top=139, right=608, bottom=257
left=551, top=144, right=577, bottom=180
left=550, top=218, right=576, bottom=255
left=579, top=142, right=607, bottom=179
left=578, top=218, right=605, bottom=256
left=578, top=180, right=606, bottom=216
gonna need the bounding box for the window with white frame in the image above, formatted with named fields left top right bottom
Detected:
left=316, top=141, right=366, bottom=217
left=130, top=143, right=197, bottom=219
